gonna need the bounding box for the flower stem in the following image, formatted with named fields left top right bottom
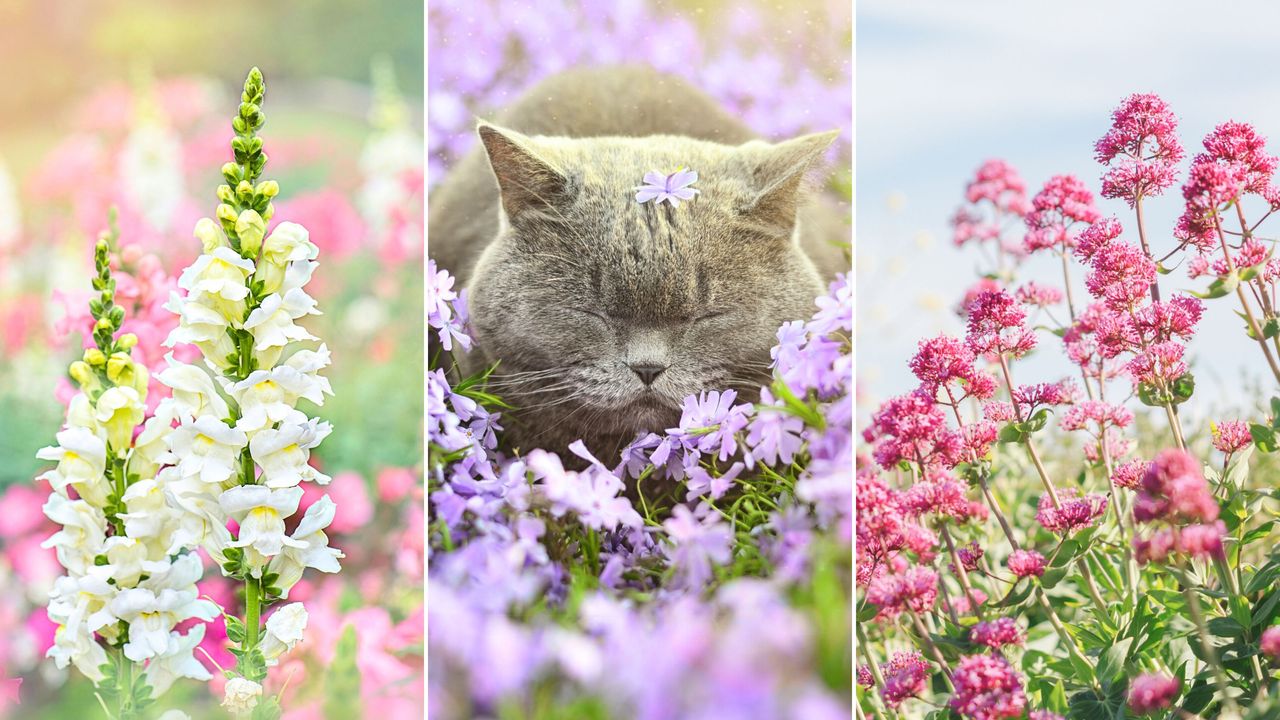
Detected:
left=244, top=575, right=261, bottom=652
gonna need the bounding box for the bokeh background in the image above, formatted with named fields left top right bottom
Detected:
left=0, top=1, right=424, bottom=716
left=857, top=0, right=1280, bottom=418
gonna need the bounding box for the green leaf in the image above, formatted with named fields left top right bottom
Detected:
left=1096, top=637, right=1133, bottom=689
left=1190, top=271, right=1240, bottom=299
left=998, top=423, right=1027, bottom=444
left=1251, top=423, right=1278, bottom=453
left=1170, top=372, right=1195, bottom=405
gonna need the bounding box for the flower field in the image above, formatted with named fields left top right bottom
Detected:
left=427, top=1, right=853, bottom=719
left=857, top=94, right=1280, bottom=718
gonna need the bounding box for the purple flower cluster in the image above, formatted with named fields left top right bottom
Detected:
left=426, top=265, right=852, bottom=716
left=427, top=0, right=852, bottom=184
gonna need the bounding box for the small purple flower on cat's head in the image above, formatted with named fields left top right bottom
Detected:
left=635, top=167, right=700, bottom=206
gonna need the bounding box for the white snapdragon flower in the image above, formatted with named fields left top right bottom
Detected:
left=94, top=386, right=146, bottom=452
left=101, top=536, right=167, bottom=587
left=256, top=222, right=317, bottom=295
left=268, top=496, right=344, bottom=597
left=260, top=602, right=308, bottom=664
left=244, top=287, right=320, bottom=352
left=161, top=467, right=235, bottom=559
left=249, top=417, right=333, bottom=488
left=230, top=366, right=326, bottom=434
left=169, top=415, right=248, bottom=486
left=41, top=494, right=108, bottom=574
left=221, top=485, right=306, bottom=563
left=222, top=677, right=263, bottom=716
left=37, top=426, right=109, bottom=504
left=157, top=357, right=231, bottom=420
left=130, top=403, right=179, bottom=481
left=177, top=247, right=255, bottom=321
left=146, top=625, right=212, bottom=697
left=164, top=292, right=237, bottom=370
left=119, top=122, right=185, bottom=233
left=105, top=554, right=218, bottom=662
left=119, top=479, right=175, bottom=541
left=46, top=569, right=115, bottom=680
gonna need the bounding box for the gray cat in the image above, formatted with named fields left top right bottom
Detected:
left=429, top=65, right=846, bottom=460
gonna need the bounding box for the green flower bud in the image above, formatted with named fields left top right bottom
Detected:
left=236, top=209, right=266, bottom=256
left=194, top=217, right=229, bottom=253
left=117, top=333, right=138, bottom=350
left=255, top=180, right=279, bottom=199
left=221, top=162, right=242, bottom=185
left=106, top=352, right=135, bottom=385
left=236, top=180, right=254, bottom=199
left=84, top=348, right=107, bottom=366
left=216, top=203, right=238, bottom=226
left=68, top=361, right=96, bottom=389
left=217, top=184, right=235, bottom=203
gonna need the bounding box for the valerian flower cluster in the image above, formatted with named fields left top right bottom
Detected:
left=428, top=259, right=852, bottom=719
left=858, top=92, right=1280, bottom=719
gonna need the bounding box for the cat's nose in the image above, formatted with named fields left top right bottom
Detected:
left=629, top=363, right=667, bottom=386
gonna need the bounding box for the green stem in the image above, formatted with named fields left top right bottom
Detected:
left=244, top=575, right=261, bottom=652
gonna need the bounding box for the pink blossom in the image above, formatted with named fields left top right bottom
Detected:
left=1134, top=449, right=1219, bottom=524
left=880, top=651, right=930, bottom=708
left=954, top=541, right=984, bottom=572
left=910, top=335, right=997, bottom=402
left=1060, top=401, right=1133, bottom=434
left=1213, top=420, right=1252, bottom=455
left=856, top=665, right=874, bottom=687
left=864, top=391, right=961, bottom=470
left=1023, top=174, right=1100, bottom=253
left=866, top=566, right=938, bottom=619
left=970, top=617, right=1024, bottom=649
left=1261, top=626, right=1280, bottom=661
left=1035, top=490, right=1107, bottom=535
left=1075, top=217, right=1124, bottom=262
left=1085, top=241, right=1156, bottom=311
left=1007, top=549, right=1046, bottom=578
left=966, top=290, right=1036, bottom=358
left=376, top=467, right=419, bottom=503
left=1014, top=282, right=1063, bottom=308
left=949, top=654, right=1026, bottom=720
left=1126, top=341, right=1187, bottom=387
left=1111, top=459, right=1150, bottom=490
left=1095, top=93, right=1184, bottom=205
left=1127, top=673, right=1179, bottom=714
left=965, top=159, right=1031, bottom=214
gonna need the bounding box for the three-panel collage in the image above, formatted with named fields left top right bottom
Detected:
left=5, top=1, right=1280, bottom=719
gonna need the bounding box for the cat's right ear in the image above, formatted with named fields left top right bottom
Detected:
left=476, top=122, right=571, bottom=220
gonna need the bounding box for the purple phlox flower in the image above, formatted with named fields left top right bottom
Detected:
left=467, top=405, right=503, bottom=452
left=619, top=432, right=661, bottom=479
left=807, top=273, right=851, bottom=336
left=635, top=167, right=700, bottom=206
left=746, top=388, right=807, bottom=467
left=781, top=335, right=845, bottom=396
left=762, top=505, right=814, bottom=583
left=663, top=504, right=733, bottom=591
left=649, top=433, right=690, bottom=479
left=526, top=450, right=641, bottom=530
left=684, top=461, right=745, bottom=502
left=669, top=389, right=753, bottom=461
left=770, top=320, right=808, bottom=372
left=427, top=259, right=457, bottom=327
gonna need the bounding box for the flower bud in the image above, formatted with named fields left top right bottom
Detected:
left=255, top=180, right=280, bottom=199
left=117, top=333, right=138, bottom=350
left=262, top=202, right=274, bottom=222
left=94, top=318, right=114, bottom=334
left=221, top=161, right=242, bottom=184
left=236, top=180, right=254, bottom=199
left=194, top=217, right=229, bottom=253
left=216, top=203, right=238, bottom=226
left=68, top=361, right=96, bottom=389
left=236, top=209, right=266, bottom=256
left=106, top=352, right=135, bottom=386
left=217, top=184, right=235, bottom=203
left=84, top=348, right=107, bottom=366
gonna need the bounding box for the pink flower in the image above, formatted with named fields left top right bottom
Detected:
left=970, top=617, right=1024, bottom=649
left=1095, top=93, right=1184, bottom=205
left=1007, top=549, right=1046, bottom=578
left=1261, top=626, right=1280, bottom=661
left=1134, top=449, right=1219, bottom=524
left=903, top=475, right=975, bottom=522
left=1126, top=341, right=1187, bottom=387
left=856, top=665, right=874, bottom=687
left=1075, top=217, right=1124, bottom=262
left=1111, top=459, right=1150, bottom=490
left=1035, top=490, right=1107, bottom=535
left=966, top=290, right=1036, bottom=359
left=954, top=541, right=984, bottom=572
left=864, top=391, right=961, bottom=470
left=880, top=651, right=930, bottom=708
left=1127, top=673, right=1179, bottom=715
left=866, top=566, right=938, bottom=619
left=0, top=484, right=49, bottom=540
left=1030, top=712, right=1065, bottom=720
left=950, top=654, right=1026, bottom=720
left=1060, top=401, right=1133, bottom=435
left=1023, top=174, right=1100, bottom=253
left=1014, top=281, right=1063, bottom=308
left=965, top=159, right=1031, bottom=214
left=325, top=472, right=374, bottom=535
left=1085, top=241, right=1156, bottom=311
left=910, top=335, right=997, bottom=402
left=1212, top=420, right=1252, bottom=455
left=376, top=467, right=419, bottom=503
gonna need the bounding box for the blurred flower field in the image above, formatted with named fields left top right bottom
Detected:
left=0, top=3, right=425, bottom=715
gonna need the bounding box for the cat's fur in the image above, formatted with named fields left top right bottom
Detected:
left=429, top=66, right=847, bottom=459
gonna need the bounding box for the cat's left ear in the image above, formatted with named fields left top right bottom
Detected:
left=741, top=130, right=839, bottom=236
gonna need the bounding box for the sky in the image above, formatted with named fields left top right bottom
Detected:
left=857, top=0, right=1280, bottom=419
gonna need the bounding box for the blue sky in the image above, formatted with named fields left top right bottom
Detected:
left=857, top=0, right=1280, bottom=418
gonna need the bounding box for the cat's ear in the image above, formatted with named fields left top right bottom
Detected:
left=741, top=130, right=839, bottom=236
left=476, top=121, right=571, bottom=220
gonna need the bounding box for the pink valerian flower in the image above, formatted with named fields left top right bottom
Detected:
left=909, top=335, right=997, bottom=403
left=1007, top=549, right=1046, bottom=578
left=1133, top=522, right=1226, bottom=564
left=902, top=474, right=975, bottom=522
left=966, top=290, right=1036, bottom=358
left=1030, top=712, right=1065, bottom=720
left=1261, top=626, right=1280, bottom=661
left=1127, top=673, right=1180, bottom=715
left=1094, top=93, right=1184, bottom=205
left=865, top=566, right=938, bottom=619
left=1060, top=401, right=1133, bottom=435
left=1176, top=154, right=1250, bottom=249
left=1014, top=281, right=1063, bottom=309
left=856, top=472, right=909, bottom=586
left=879, top=651, right=930, bottom=708
left=1111, top=458, right=1150, bottom=490
left=1126, top=341, right=1187, bottom=387
left=1062, top=303, right=1124, bottom=381
left=1035, top=490, right=1107, bottom=535
left=1130, top=295, right=1203, bottom=345
left=1085, top=240, right=1156, bottom=311
left=1133, top=449, right=1219, bottom=525
left=970, top=617, right=1024, bottom=649
left=965, top=159, right=1032, bottom=215
left=1213, top=419, right=1252, bottom=455
left=1075, top=217, right=1123, bottom=262
left=949, top=654, right=1026, bottom=720
left=863, top=391, right=961, bottom=470
left=1083, top=428, right=1134, bottom=465
left=856, top=665, right=874, bottom=687
left=1023, top=174, right=1101, bottom=253
left=958, top=421, right=998, bottom=462
left=982, top=401, right=1016, bottom=424
left=1201, top=120, right=1279, bottom=196
left=954, top=541, right=983, bottom=572
left=1010, top=381, right=1075, bottom=416
left=945, top=588, right=988, bottom=618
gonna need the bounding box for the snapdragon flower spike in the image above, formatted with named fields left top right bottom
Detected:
left=160, top=68, right=340, bottom=705
left=1094, top=93, right=1184, bottom=206
left=38, top=221, right=215, bottom=712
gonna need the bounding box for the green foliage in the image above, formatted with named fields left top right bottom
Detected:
left=323, top=625, right=361, bottom=720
